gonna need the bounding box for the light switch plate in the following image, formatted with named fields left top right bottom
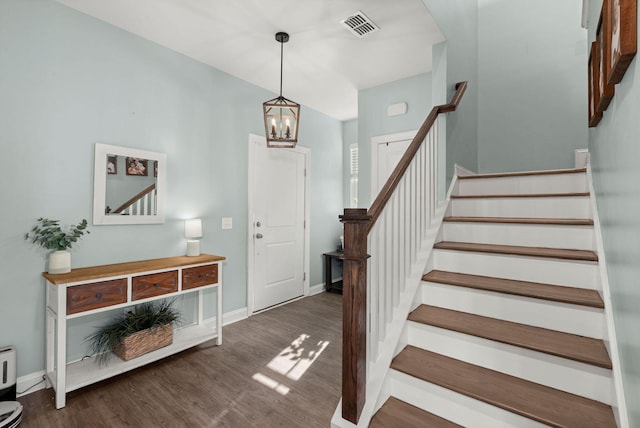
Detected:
left=221, top=217, right=233, bottom=230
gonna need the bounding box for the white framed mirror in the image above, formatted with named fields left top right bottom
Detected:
left=93, top=143, right=166, bottom=225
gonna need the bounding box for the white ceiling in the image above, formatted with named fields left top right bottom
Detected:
left=55, top=0, right=445, bottom=121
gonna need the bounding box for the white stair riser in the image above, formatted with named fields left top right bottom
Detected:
left=442, top=222, right=594, bottom=250
left=420, top=282, right=604, bottom=338
left=450, top=196, right=591, bottom=218
left=385, top=369, right=549, bottom=428
left=456, top=174, right=588, bottom=196
left=433, top=249, right=599, bottom=289
left=393, top=325, right=410, bottom=358
left=405, top=322, right=612, bottom=404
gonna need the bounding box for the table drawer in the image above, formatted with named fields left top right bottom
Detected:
left=67, top=279, right=127, bottom=315
left=132, top=271, right=178, bottom=300
left=182, top=264, right=218, bottom=290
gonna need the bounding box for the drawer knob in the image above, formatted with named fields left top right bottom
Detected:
left=154, top=283, right=159, bottom=288
left=198, top=274, right=204, bottom=279
left=96, top=293, right=102, bottom=299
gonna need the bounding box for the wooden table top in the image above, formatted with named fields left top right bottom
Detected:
left=43, top=254, right=225, bottom=285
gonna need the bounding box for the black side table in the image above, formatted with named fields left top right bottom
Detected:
left=323, top=251, right=343, bottom=293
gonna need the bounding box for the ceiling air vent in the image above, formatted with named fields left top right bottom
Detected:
left=340, top=11, right=379, bottom=38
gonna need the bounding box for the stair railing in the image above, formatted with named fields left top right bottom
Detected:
left=111, top=183, right=157, bottom=216
left=340, top=81, right=467, bottom=424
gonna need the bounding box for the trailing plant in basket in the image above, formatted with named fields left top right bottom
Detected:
left=25, top=218, right=90, bottom=251
left=88, top=299, right=180, bottom=365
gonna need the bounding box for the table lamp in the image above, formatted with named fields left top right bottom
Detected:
left=185, top=219, right=202, bottom=257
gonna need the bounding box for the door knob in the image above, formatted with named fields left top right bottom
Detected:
left=256, top=233, right=263, bottom=239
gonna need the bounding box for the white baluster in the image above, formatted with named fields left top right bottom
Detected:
left=384, top=207, right=393, bottom=338
left=151, top=191, right=156, bottom=215
left=431, top=120, right=438, bottom=218
left=398, top=178, right=406, bottom=292
left=377, top=217, right=386, bottom=342
left=368, top=236, right=378, bottom=361
left=404, top=174, right=411, bottom=276
left=410, top=161, right=418, bottom=263
left=417, top=144, right=424, bottom=242
left=392, top=191, right=400, bottom=305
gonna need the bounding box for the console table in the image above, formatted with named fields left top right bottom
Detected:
left=323, top=251, right=343, bottom=293
left=43, top=254, right=225, bottom=409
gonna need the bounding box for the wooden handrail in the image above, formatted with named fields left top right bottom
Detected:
left=367, top=81, right=467, bottom=233
left=113, top=183, right=156, bottom=214
left=340, top=81, right=467, bottom=424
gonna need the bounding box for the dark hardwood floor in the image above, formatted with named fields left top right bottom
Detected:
left=19, top=292, right=342, bottom=428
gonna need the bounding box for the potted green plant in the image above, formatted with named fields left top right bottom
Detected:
left=25, top=218, right=90, bottom=274
left=87, top=300, right=180, bottom=365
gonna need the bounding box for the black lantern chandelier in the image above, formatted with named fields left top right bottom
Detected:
left=263, top=32, right=300, bottom=148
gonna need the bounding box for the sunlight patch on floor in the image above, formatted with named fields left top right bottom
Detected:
left=267, top=333, right=330, bottom=381
left=252, top=333, right=330, bottom=395
left=251, top=372, right=291, bottom=395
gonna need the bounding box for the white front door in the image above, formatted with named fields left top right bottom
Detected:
left=249, top=135, right=307, bottom=312
left=371, top=131, right=416, bottom=196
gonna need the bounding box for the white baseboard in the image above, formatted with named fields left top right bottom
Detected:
left=222, top=307, right=248, bottom=326
left=17, top=370, right=46, bottom=398
left=309, top=283, right=326, bottom=296
left=454, top=163, right=476, bottom=176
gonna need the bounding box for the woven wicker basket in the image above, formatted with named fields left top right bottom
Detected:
left=113, top=324, right=173, bottom=361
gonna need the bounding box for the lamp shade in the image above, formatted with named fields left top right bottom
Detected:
left=184, top=219, right=202, bottom=239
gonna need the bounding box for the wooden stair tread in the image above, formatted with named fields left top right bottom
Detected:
left=369, top=397, right=462, bottom=428
left=451, top=192, right=590, bottom=199
left=392, top=346, right=616, bottom=428
left=433, top=241, right=598, bottom=262
left=422, top=270, right=604, bottom=308
left=409, top=305, right=611, bottom=368
left=457, top=168, right=587, bottom=180
left=444, top=216, right=594, bottom=226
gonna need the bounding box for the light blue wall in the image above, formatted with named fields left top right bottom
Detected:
left=357, top=73, right=432, bottom=207
left=0, top=0, right=342, bottom=376
left=587, top=1, right=640, bottom=425
left=422, top=0, right=479, bottom=182
left=477, top=0, right=588, bottom=173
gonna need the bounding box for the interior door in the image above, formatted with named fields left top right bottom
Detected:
left=375, top=138, right=412, bottom=194
left=252, top=139, right=306, bottom=312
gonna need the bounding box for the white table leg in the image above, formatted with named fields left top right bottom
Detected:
left=197, top=289, right=204, bottom=325
left=45, top=284, right=54, bottom=389
left=55, top=285, right=67, bottom=409
left=216, top=284, right=222, bottom=345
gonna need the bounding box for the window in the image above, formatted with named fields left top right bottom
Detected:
left=350, top=143, right=358, bottom=208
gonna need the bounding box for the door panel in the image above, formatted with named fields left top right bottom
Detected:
left=252, top=141, right=305, bottom=312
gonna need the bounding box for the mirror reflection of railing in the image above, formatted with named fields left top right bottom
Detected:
left=93, top=143, right=166, bottom=225
left=107, top=183, right=157, bottom=216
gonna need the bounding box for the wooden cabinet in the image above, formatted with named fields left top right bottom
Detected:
left=44, top=254, right=225, bottom=409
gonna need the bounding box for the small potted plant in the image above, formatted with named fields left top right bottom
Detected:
left=87, top=300, right=180, bottom=365
left=25, top=218, right=90, bottom=274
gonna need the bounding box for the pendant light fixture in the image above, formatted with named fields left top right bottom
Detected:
left=263, top=32, right=300, bottom=148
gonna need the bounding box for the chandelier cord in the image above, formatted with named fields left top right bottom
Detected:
left=279, top=39, right=284, bottom=97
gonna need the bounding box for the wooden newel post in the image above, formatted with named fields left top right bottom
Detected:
left=340, top=208, right=371, bottom=424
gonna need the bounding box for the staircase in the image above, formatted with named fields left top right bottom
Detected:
left=369, top=168, right=622, bottom=427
